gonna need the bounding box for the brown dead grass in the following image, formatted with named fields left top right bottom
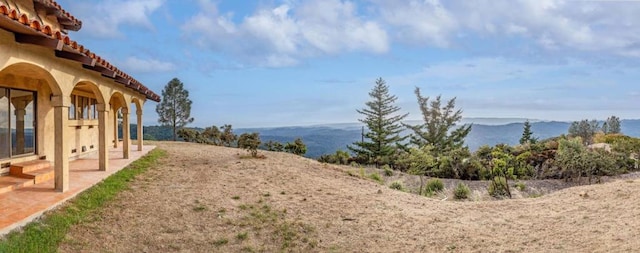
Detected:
left=59, top=141, right=640, bottom=252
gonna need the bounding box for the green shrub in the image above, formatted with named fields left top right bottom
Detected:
left=425, top=178, right=444, bottom=193
left=515, top=182, right=526, bottom=191
left=382, top=165, right=394, bottom=176
left=453, top=182, right=470, bottom=199
left=368, top=172, right=383, bottom=184
left=488, top=176, right=510, bottom=197
left=389, top=181, right=404, bottom=191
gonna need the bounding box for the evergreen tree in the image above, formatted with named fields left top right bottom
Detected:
left=568, top=119, right=600, bottom=145
left=405, top=87, right=471, bottom=154
left=156, top=78, right=194, bottom=141
left=348, top=78, right=408, bottom=166
left=519, top=120, right=537, bottom=145
left=604, top=115, right=621, bottom=134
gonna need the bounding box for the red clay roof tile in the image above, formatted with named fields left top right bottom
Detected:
left=0, top=1, right=161, bottom=102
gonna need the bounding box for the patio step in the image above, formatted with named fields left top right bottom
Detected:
left=0, top=176, right=35, bottom=195
left=9, top=160, right=54, bottom=184
left=19, top=168, right=55, bottom=184
left=10, top=160, right=51, bottom=175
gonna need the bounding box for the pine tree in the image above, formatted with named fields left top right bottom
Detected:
left=519, top=120, right=536, bottom=145
left=156, top=78, right=194, bottom=141
left=405, top=87, right=471, bottom=154
left=348, top=78, right=408, bottom=167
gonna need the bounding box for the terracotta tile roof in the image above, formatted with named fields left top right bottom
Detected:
left=0, top=1, right=161, bottom=102
left=32, top=0, right=82, bottom=31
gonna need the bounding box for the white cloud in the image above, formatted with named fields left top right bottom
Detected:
left=120, top=56, right=176, bottom=73
left=372, top=0, right=640, bottom=58
left=181, top=0, right=388, bottom=67
left=72, top=0, right=165, bottom=38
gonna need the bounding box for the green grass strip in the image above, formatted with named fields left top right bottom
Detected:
left=0, top=148, right=167, bottom=253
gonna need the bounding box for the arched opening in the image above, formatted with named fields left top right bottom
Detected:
left=69, top=81, right=104, bottom=159
left=109, top=92, right=129, bottom=158
left=0, top=62, right=62, bottom=164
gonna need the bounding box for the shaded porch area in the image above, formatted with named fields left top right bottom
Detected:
left=0, top=142, right=155, bottom=236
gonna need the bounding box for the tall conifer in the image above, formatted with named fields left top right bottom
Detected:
left=348, top=78, right=408, bottom=167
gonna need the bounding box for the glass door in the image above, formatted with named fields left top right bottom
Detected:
left=11, top=89, right=35, bottom=156
left=0, top=88, right=8, bottom=159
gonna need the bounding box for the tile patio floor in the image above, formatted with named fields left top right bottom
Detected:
left=0, top=144, right=156, bottom=236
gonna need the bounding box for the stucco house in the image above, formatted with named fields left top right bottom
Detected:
left=0, top=0, right=160, bottom=193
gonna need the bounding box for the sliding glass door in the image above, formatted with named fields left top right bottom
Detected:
left=0, top=87, right=36, bottom=159
left=0, top=88, right=9, bottom=159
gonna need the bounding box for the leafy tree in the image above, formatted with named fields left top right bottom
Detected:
left=488, top=148, right=513, bottom=198
left=285, top=138, right=307, bottom=156
left=238, top=132, right=261, bottom=157
left=220, top=124, right=237, bottom=147
left=156, top=78, right=194, bottom=141
left=398, top=145, right=436, bottom=195
left=348, top=78, right=408, bottom=167
left=177, top=128, right=205, bottom=143
left=405, top=87, right=471, bottom=154
left=603, top=115, right=621, bottom=134
left=202, top=125, right=222, bottom=145
left=437, top=147, right=472, bottom=179
left=568, top=119, right=600, bottom=145
left=264, top=140, right=285, bottom=152
left=519, top=120, right=537, bottom=145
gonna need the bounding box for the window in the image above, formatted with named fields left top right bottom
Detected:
left=69, top=95, right=76, bottom=120
left=69, top=94, right=97, bottom=120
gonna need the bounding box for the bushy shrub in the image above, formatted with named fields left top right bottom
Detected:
left=237, top=132, right=261, bottom=157
left=488, top=176, right=510, bottom=197
left=389, top=181, right=404, bottom=191
left=382, top=165, right=393, bottom=176
left=318, top=150, right=351, bottom=164
left=425, top=178, right=444, bottom=193
left=453, top=182, right=470, bottom=199
left=368, top=172, right=383, bottom=184
left=515, top=182, right=526, bottom=191
left=284, top=138, right=307, bottom=156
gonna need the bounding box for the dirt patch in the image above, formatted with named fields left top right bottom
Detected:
left=59, top=142, right=640, bottom=252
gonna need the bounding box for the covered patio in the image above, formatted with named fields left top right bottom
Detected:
left=0, top=142, right=155, bottom=235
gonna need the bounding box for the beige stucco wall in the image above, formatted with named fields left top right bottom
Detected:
left=0, top=28, right=147, bottom=172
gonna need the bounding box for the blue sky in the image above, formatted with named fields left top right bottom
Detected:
left=57, top=0, right=640, bottom=128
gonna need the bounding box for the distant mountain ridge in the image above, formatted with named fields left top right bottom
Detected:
left=141, top=119, right=640, bottom=158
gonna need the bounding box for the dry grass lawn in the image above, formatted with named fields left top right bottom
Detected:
left=59, top=141, right=640, bottom=252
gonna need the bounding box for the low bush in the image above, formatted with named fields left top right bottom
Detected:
left=389, top=181, right=404, bottom=191
left=453, top=182, right=470, bottom=199
left=425, top=178, right=444, bottom=193
left=382, top=165, right=394, bottom=176
left=368, top=172, right=383, bottom=184
left=488, top=176, right=510, bottom=197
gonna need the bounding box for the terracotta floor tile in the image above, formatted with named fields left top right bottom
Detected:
left=0, top=143, right=155, bottom=235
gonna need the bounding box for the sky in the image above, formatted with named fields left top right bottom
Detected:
left=56, top=0, right=640, bottom=128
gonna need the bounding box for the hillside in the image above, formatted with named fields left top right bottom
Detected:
left=141, top=119, right=640, bottom=158
left=60, top=142, right=640, bottom=252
